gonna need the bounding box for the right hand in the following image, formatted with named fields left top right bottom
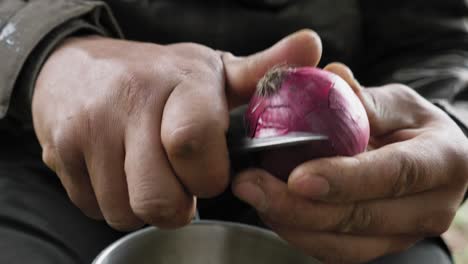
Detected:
left=32, top=31, right=322, bottom=231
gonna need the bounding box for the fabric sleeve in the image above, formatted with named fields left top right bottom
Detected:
left=359, top=0, right=468, bottom=135
left=0, top=0, right=122, bottom=126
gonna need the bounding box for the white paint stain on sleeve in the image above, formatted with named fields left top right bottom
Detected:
left=0, top=22, right=17, bottom=45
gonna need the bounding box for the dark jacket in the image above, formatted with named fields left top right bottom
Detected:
left=1, top=0, right=468, bottom=134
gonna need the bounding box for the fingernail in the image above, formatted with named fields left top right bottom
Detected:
left=290, top=175, right=330, bottom=198
left=232, top=181, right=267, bottom=212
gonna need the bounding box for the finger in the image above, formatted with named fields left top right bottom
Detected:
left=365, top=86, right=433, bottom=137
left=324, top=62, right=362, bottom=95
left=84, top=118, right=144, bottom=231
left=233, top=169, right=345, bottom=231
left=233, top=169, right=456, bottom=236
left=273, top=229, right=417, bottom=264
left=223, top=29, right=322, bottom=107
left=324, top=63, right=425, bottom=149
left=125, top=112, right=195, bottom=229
left=288, top=136, right=451, bottom=202
left=51, top=139, right=103, bottom=220
left=325, top=63, right=430, bottom=137
left=161, top=76, right=230, bottom=198
left=275, top=189, right=455, bottom=236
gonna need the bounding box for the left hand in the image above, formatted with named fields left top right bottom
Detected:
left=232, top=63, right=468, bottom=263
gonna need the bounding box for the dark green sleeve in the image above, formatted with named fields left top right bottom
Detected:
left=359, top=0, right=468, bottom=135
left=0, top=0, right=122, bottom=127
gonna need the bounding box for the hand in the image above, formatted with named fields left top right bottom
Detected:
left=32, top=30, right=322, bottom=231
left=232, top=63, right=468, bottom=263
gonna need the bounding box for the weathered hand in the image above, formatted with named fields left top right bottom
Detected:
left=32, top=30, right=322, bottom=231
left=232, top=63, right=468, bottom=263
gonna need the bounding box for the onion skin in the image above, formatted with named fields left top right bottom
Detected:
left=245, top=67, right=370, bottom=180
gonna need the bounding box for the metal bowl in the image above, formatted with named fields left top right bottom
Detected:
left=93, top=220, right=321, bottom=264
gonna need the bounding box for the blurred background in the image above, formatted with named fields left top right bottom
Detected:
left=443, top=203, right=468, bottom=263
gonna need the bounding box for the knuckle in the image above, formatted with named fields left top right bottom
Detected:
left=392, top=152, right=421, bottom=197
left=389, top=84, right=430, bottom=113
left=114, top=68, right=151, bottom=116
left=163, top=122, right=212, bottom=160
left=388, top=84, right=419, bottom=101
left=171, top=43, right=222, bottom=78
left=176, top=42, right=209, bottom=54
left=337, top=203, right=375, bottom=233
left=391, top=83, right=413, bottom=94
left=53, top=124, right=75, bottom=151
left=100, top=200, right=145, bottom=231
left=41, top=146, right=57, bottom=171
left=130, top=196, right=191, bottom=228
left=392, top=163, right=411, bottom=197
left=53, top=112, right=91, bottom=152
left=181, top=43, right=221, bottom=65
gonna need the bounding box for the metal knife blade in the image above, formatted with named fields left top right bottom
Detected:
left=228, top=132, right=329, bottom=153
left=226, top=106, right=329, bottom=154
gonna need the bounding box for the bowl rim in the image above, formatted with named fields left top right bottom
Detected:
left=92, top=220, right=285, bottom=264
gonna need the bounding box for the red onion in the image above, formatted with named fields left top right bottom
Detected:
left=245, top=66, right=370, bottom=180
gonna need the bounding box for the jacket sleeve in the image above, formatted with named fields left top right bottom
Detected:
left=359, top=0, right=468, bottom=136
left=0, top=0, right=122, bottom=127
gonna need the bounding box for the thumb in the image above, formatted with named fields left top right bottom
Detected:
left=324, top=62, right=420, bottom=137
left=222, top=29, right=322, bottom=108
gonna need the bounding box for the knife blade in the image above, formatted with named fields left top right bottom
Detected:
left=226, top=107, right=330, bottom=172
left=226, top=106, right=329, bottom=153
left=228, top=132, right=329, bottom=153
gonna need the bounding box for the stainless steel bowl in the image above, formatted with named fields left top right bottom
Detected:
left=93, top=220, right=321, bottom=264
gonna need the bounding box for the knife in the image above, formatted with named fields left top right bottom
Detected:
left=226, top=107, right=330, bottom=173
left=226, top=106, right=329, bottom=153
left=228, top=132, right=329, bottom=153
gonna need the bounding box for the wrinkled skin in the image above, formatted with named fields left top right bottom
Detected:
left=233, top=63, right=468, bottom=263
left=32, top=30, right=322, bottom=231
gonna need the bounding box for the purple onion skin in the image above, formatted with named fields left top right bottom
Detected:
left=245, top=67, right=370, bottom=180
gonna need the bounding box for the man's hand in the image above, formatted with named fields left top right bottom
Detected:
left=32, top=30, right=322, bottom=231
left=232, top=63, right=468, bottom=263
